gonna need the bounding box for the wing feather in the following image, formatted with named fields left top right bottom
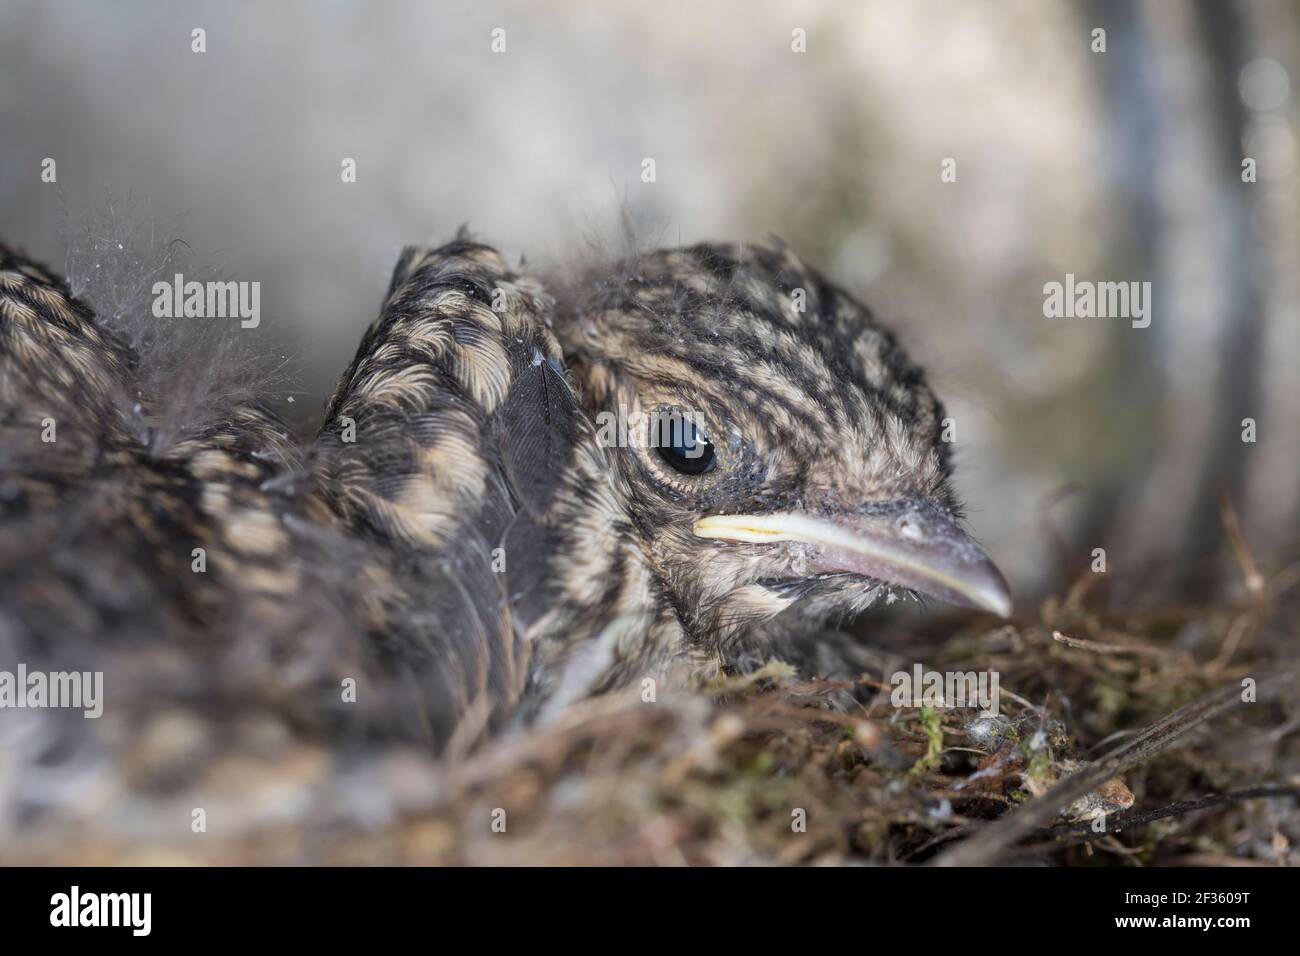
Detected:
left=313, top=237, right=593, bottom=745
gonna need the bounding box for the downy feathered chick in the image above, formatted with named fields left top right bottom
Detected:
left=0, top=234, right=1010, bottom=761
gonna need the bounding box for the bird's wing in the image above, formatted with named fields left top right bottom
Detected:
left=0, top=242, right=331, bottom=682
left=311, top=237, right=593, bottom=748
left=0, top=235, right=604, bottom=858
left=0, top=234, right=594, bottom=758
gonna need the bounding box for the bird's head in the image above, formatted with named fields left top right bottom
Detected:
left=556, top=241, right=1011, bottom=645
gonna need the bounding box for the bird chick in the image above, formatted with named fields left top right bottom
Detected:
left=535, top=240, right=1012, bottom=697
left=0, top=234, right=1009, bottom=757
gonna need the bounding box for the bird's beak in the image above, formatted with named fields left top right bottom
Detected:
left=693, top=501, right=1012, bottom=618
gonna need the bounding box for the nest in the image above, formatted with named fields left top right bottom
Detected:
left=12, top=545, right=1294, bottom=867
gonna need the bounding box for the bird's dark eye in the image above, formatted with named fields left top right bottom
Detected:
left=653, top=413, right=716, bottom=475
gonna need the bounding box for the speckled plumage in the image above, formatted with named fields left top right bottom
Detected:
left=0, top=233, right=1002, bottom=772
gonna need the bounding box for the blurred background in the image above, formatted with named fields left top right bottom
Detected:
left=2, top=0, right=1298, bottom=603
